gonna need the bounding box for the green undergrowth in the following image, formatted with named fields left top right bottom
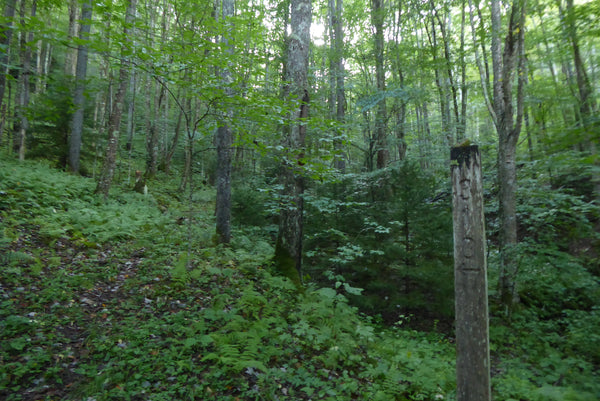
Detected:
left=1, top=156, right=599, bottom=400
left=0, top=157, right=456, bottom=400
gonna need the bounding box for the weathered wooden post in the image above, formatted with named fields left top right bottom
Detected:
left=451, top=145, right=491, bottom=401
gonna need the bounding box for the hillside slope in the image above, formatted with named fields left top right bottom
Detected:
left=1, top=157, right=598, bottom=400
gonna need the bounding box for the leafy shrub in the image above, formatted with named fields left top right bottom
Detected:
left=304, top=161, right=454, bottom=325
left=231, top=179, right=274, bottom=227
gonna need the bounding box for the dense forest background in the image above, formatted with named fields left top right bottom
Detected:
left=0, top=0, right=599, bottom=399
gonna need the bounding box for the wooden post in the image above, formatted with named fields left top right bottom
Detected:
left=451, top=145, right=491, bottom=401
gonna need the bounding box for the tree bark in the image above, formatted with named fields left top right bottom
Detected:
left=95, top=0, right=136, bottom=198
left=451, top=145, right=491, bottom=401
left=372, top=0, right=388, bottom=169
left=215, top=0, right=235, bottom=244
left=144, top=80, right=163, bottom=178
left=125, top=66, right=136, bottom=156
left=143, top=3, right=161, bottom=179
left=64, top=0, right=79, bottom=77
left=68, top=0, right=93, bottom=174
left=391, top=0, right=406, bottom=161
left=491, top=0, right=527, bottom=312
left=274, top=0, right=311, bottom=284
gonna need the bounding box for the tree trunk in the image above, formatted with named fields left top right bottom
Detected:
left=372, top=0, right=388, bottom=169
left=178, top=95, right=194, bottom=193
left=68, top=0, right=93, bottom=174
left=391, top=0, right=406, bottom=161
left=95, top=0, right=136, bottom=198
left=143, top=3, right=161, bottom=179
left=274, top=0, right=311, bottom=284
left=215, top=0, right=235, bottom=244
left=125, top=67, right=136, bottom=156
left=427, top=10, right=452, bottom=145
left=145, top=80, right=163, bottom=179
left=491, top=0, right=526, bottom=313
left=64, top=0, right=79, bottom=77
left=163, top=73, right=187, bottom=173
left=328, top=0, right=346, bottom=172
left=458, top=0, right=468, bottom=141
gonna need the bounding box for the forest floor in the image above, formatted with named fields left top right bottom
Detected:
left=1, top=156, right=599, bottom=400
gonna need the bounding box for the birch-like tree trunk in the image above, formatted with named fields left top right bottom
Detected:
left=64, top=0, right=78, bottom=77
left=391, top=0, right=406, bottom=161
left=95, top=0, right=136, bottom=198
left=215, top=0, right=235, bottom=244
left=274, top=0, right=311, bottom=284
left=490, top=0, right=527, bottom=312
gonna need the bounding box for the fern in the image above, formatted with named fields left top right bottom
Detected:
left=0, top=228, right=32, bottom=266
left=203, top=338, right=268, bottom=374
left=0, top=250, right=33, bottom=266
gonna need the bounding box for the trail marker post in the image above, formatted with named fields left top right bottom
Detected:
left=451, top=145, right=491, bottom=401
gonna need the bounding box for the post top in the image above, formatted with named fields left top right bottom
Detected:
left=451, top=144, right=479, bottom=167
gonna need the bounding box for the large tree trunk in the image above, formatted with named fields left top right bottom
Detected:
left=391, top=0, right=406, bottom=161
left=95, top=0, right=136, bottom=198
left=458, top=0, right=468, bottom=141
left=491, top=0, right=526, bottom=313
left=274, top=0, right=311, bottom=284
left=143, top=2, right=160, bottom=179
left=215, top=0, right=235, bottom=244
left=68, top=0, right=93, bottom=174
left=372, top=0, right=388, bottom=169
left=64, top=0, right=79, bottom=77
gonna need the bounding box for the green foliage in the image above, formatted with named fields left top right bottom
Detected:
left=26, top=73, right=77, bottom=168
left=304, top=160, right=454, bottom=324
left=231, top=178, right=276, bottom=227
left=2, top=152, right=599, bottom=401
left=491, top=308, right=600, bottom=400
left=484, top=152, right=600, bottom=401
left=0, top=157, right=170, bottom=245
left=1, top=158, right=460, bottom=401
